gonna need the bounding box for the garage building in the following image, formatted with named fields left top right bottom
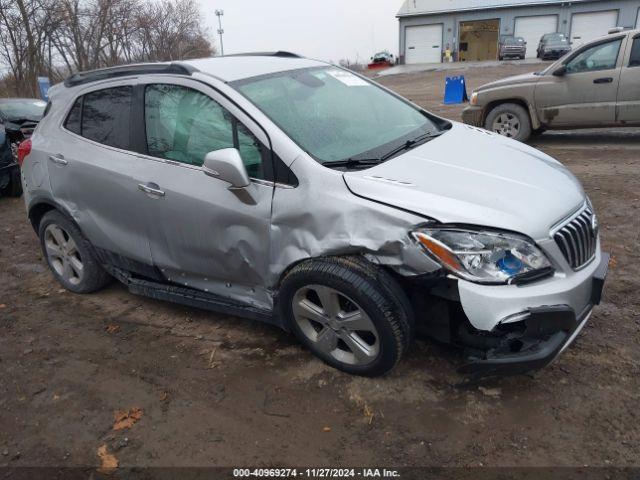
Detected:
left=398, top=0, right=640, bottom=64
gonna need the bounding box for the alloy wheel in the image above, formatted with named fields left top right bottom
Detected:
left=44, top=224, right=84, bottom=286
left=292, top=285, right=380, bottom=366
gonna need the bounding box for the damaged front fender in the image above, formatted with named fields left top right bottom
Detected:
left=269, top=156, right=441, bottom=287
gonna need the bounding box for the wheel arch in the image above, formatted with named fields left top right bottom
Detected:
left=275, top=253, right=400, bottom=291
left=483, top=98, right=541, bottom=131
left=28, top=198, right=79, bottom=235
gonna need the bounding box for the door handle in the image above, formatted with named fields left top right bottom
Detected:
left=593, top=77, right=613, bottom=84
left=138, top=183, right=165, bottom=197
left=48, top=154, right=68, bottom=166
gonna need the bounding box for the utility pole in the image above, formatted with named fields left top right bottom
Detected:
left=215, top=9, right=225, bottom=56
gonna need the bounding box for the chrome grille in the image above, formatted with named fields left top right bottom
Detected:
left=553, top=206, right=598, bottom=269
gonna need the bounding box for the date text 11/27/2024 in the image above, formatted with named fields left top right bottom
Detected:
left=233, top=468, right=401, bottom=478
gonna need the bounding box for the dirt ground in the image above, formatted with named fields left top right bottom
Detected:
left=1, top=62, right=639, bottom=471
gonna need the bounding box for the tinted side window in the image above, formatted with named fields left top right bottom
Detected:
left=144, top=84, right=264, bottom=178
left=81, top=86, right=132, bottom=149
left=566, top=39, right=622, bottom=74
left=64, top=98, right=82, bottom=135
left=629, top=38, right=640, bottom=67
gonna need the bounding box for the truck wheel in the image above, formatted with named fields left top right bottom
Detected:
left=485, top=103, right=532, bottom=142
left=1, top=169, right=22, bottom=197
left=279, top=256, right=414, bottom=377
left=39, top=210, right=111, bottom=293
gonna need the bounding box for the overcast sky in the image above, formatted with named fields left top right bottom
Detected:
left=200, top=0, right=402, bottom=63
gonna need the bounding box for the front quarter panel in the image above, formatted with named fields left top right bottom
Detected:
left=269, top=154, right=441, bottom=285
left=475, top=75, right=541, bottom=128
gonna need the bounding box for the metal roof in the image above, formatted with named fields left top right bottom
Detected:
left=180, top=56, right=326, bottom=82
left=397, top=0, right=598, bottom=17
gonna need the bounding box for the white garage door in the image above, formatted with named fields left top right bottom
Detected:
left=405, top=25, right=443, bottom=64
left=570, top=11, right=618, bottom=48
left=515, top=15, right=558, bottom=58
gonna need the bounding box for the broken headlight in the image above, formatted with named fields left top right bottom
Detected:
left=412, top=228, right=553, bottom=284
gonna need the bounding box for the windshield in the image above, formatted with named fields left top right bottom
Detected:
left=545, top=34, right=568, bottom=44
left=503, top=37, right=524, bottom=45
left=0, top=99, right=46, bottom=121
left=232, top=67, right=440, bottom=163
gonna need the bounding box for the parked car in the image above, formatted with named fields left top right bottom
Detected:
left=20, top=53, right=608, bottom=378
left=463, top=28, right=640, bottom=142
left=537, top=33, right=572, bottom=60
left=0, top=98, right=47, bottom=197
left=0, top=126, right=21, bottom=197
left=499, top=36, right=526, bottom=60
left=368, top=51, right=395, bottom=69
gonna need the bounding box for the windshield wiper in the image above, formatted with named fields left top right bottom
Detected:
left=380, top=131, right=444, bottom=162
left=322, top=158, right=383, bottom=170
left=323, top=130, right=445, bottom=170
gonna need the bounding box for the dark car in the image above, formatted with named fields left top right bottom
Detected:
left=0, top=126, right=21, bottom=197
left=499, top=36, right=526, bottom=60
left=0, top=98, right=47, bottom=197
left=537, top=33, right=571, bottom=60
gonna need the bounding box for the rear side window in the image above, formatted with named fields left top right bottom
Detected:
left=79, top=86, right=132, bottom=149
left=64, top=98, right=82, bottom=135
left=630, top=37, right=640, bottom=67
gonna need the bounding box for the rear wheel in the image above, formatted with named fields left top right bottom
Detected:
left=279, top=256, right=413, bottom=377
left=39, top=210, right=111, bottom=293
left=485, top=103, right=532, bottom=142
left=0, top=168, right=22, bottom=197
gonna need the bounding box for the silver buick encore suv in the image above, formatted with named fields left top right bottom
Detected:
left=19, top=52, right=609, bottom=377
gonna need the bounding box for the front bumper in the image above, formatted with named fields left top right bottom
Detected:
left=542, top=49, right=570, bottom=59
left=0, top=160, right=19, bottom=173
left=459, top=252, right=609, bottom=377
left=461, top=106, right=484, bottom=127
left=501, top=51, right=525, bottom=58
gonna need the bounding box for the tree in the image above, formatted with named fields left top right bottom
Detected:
left=0, top=0, right=215, bottom=97
left=0, top=0, right=57, bottom=96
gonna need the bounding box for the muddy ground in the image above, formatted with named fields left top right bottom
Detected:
left=1, top=62, right=639, bottom=471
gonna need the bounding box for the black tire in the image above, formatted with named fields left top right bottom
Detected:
left=279, top=256, right=414, bottom=377
left=484, top=103, right=532, bottom=142
left=1, top=168, right=22, bottom=197
left=38, top=210, right=111, bottom=293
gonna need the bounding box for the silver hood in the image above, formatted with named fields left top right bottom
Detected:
left=343, top=123, right=585, bottom=241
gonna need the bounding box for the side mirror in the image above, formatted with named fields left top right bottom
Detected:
left=553, top=65, right=567, bottom=77
left=202, top=148, right=250, bottom=189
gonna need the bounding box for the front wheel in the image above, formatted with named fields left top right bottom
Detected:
left=485, top=103, right=532, bottom=142
left=279, top=257, right=414, bottom=377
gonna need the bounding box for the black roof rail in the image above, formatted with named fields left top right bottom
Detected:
left=223, top=51, right=303, bottom=58
left=64, top=63, right=197, bottom=88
